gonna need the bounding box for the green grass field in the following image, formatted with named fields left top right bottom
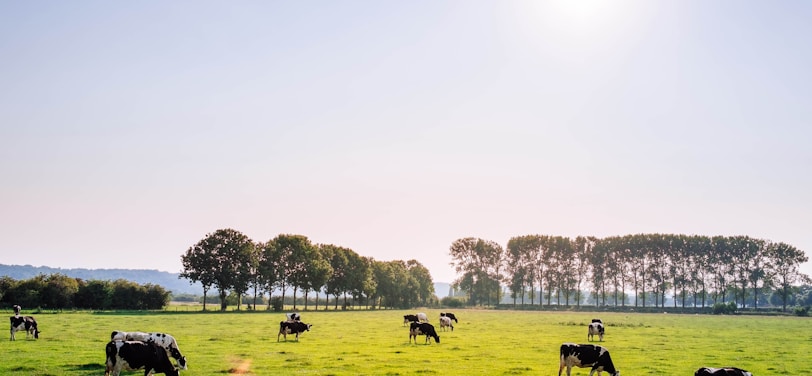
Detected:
left=2, top=309, right=810, bottom=375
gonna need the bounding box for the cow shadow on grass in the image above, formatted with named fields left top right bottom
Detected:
left=64, top=362, right=104, bottom=375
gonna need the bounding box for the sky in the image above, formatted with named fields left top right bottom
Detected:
left=1, top=1, right=810, bottom=284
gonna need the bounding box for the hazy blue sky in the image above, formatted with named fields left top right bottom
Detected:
left=1, top=1, right=810, bottom=284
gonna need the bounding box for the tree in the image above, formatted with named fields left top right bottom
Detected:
left=270, top=234, right=316, bottom=310
left=180, top=228, right=255, bottom=311
left=41, top=273, right=79, bottom=310
left=406, top=260, right=435, bottom=307
left=449, top=237, right=504, bottom=306
left=767, top=241, right=810, bottom=311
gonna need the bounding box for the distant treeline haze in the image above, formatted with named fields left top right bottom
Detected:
left=449, top=234, right=810, bottom=312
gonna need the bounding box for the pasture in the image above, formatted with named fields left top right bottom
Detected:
left=2, top=309, right=810, bottom=375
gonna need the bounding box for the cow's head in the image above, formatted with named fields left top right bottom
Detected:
left=170, top=348, right=187, bottom=370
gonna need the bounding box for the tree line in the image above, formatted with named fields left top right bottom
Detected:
left=179, top=228, right=435, bottom=311
left=449, top=234, right=810, bottom=311
left=0, top=274, right=170, bottom=310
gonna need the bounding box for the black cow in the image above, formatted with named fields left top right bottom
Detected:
left=591, top=318, right=602, bottom=324
left=10, top=315, right=39, bottom=340
left=278, top=321, right=312, bottom=341
left=409, top=322, right=440, bottom=344
left=105, top=340, right=179, bottom=376
left=440, top=312, right=458, bottom=323
left=403, top=314, right=419, bottom=326
left=559, top=343, right=619, bottom=376
left=695, top=367, right=752, bottom=376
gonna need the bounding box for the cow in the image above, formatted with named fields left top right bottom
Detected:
left=588, top=322, right=605, bottom=342
left=416, top=312, right=429, bottom=323
left=591, top=318, right=602, bottom=324
left=105, top=340, right=179, bottom=376
left=403, top=314, right=419, bottom=326
left=409, top=322, right=440, bottom=344
left=440, top=312, right=458, bottom=323
left=110, top=331, right=187, bottom=370
left=278, top=320, right=312, bottom=342
left=13, top=305, right=21, bottom=315
left=694, top=367, right=753, bottom=376
left=10, top=315, right=39, bottom=340
left=285, top=312, right=301, bottom=322
left=439, top=316, right=454, bottom=332
left=559, top=343, right=619, bottom=376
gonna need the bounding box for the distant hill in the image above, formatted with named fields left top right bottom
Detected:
left=1, top=264, right=453, bottom=298
left=0, top=264, right=202, bottom=295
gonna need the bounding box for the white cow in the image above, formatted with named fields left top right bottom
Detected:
left=416, top=312, right=429, bottom=323
left=110, top=331, right=187, bottom=370
left=439, top=316, right=454, bottom=331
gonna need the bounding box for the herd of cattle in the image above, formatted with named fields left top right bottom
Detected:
left=9, top=305, right=754, bottom=376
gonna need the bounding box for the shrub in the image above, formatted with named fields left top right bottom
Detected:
left=712, top=302, right=738, bottom=315
left=441, top=296, right=464, bottom=308
left=270, top=297, right=284, bottom=312
left=793, top=305, right=809, bottom=317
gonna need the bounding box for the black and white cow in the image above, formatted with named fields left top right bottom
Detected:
left=409, top=322, right=440, bottom=344
left=439, top=316, right=454, bottom=332
left=285, top=312, right=301, bottom=322
left=278, top=321, right=312, bottom=342
left=13, top=305, right=21, bottom=315
left=588, top=322, right=605, bottom=342
left=559, top=343, right=619, bottom=376
left=10, top=315, right=39, bottom=340
left=591, top=318, right=602, bottom=324
left=403, top=314, right=419, bottom=326
left=695, top=367, right=752, bottom=376
left=110, top=331, right=187, bottom=370
left=440, top=312, right=458, bottom=323
left=105, top=340, right=179, bottom=376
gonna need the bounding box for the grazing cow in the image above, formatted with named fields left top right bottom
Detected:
left=278, top=321, right=312, bottom=342
left=588, top=322, right=605, bottom=342
left=13, top=305, right=21, bottom=315
left=440, top=312, right=458, bottom=323
left=10, top=315, right=39, bottom=340
left=285, top=312, right=301, bottom=321
left=439, top=316, right=454, bottom=332
left=105, top=340, right=179, bottom=376
left=591, top=318, right=602, bottom=324
left=403, top=314, right=419, bottom=326
left=409, top=322, right=440, bottom=344
left=559, top=343, right=619, bottom=376
left=416, top=312, right=429, bottom=323
left=695, top=367, right=753, bottom=376
left=110, top=331, right=187, bottom=370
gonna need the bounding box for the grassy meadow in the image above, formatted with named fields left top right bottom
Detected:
left=2, top=308, right=810, bottom=375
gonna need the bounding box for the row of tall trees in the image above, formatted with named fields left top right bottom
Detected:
left=450, top=234, right=809, bottom=311
left=0, top=274, right=170, bottom=310
left=179, top=229, right=435, bottom=311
